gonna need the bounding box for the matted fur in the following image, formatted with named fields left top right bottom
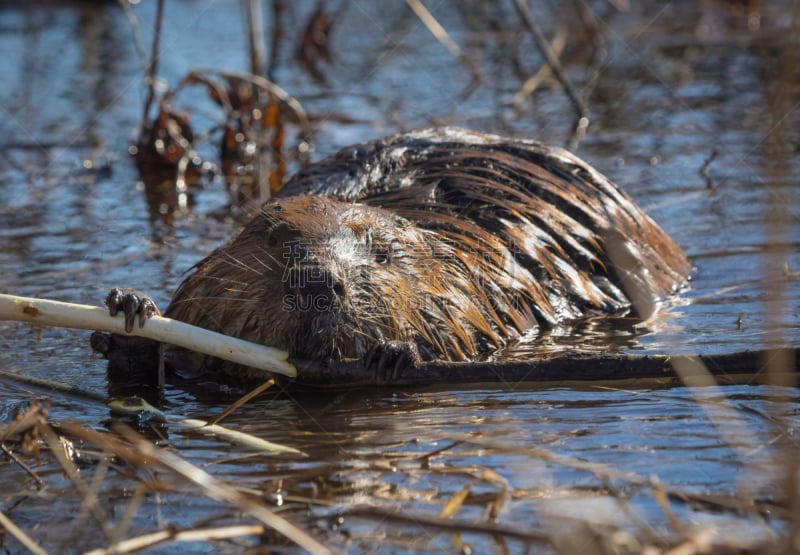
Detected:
left=163, top=128, right=690, bottom=378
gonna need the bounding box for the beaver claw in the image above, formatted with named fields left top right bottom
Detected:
left=364, top=340, right=421, bottom=383
left=104, top=288, right=160, bottom=333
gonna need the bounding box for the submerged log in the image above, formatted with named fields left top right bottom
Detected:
left=290, top=349, right=799, bottom=389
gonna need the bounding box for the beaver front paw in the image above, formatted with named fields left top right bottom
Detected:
left=104, top=288, right=160, bottom=333
left=364, top=340, right=421, bottom=383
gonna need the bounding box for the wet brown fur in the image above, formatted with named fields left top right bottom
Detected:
left=163, top=128, right=690, bottom=379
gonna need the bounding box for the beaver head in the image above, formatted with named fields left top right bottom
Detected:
left=164, top=194, right=516, bottom=379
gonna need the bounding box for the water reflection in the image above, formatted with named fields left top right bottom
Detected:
left=0, top=1, right=798, bottom=552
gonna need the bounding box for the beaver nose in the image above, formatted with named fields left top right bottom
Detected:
left=283, top=266, right=345, bottom=300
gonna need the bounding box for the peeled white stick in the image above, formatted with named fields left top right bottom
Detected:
left=0, top=293, right=297, bottom=378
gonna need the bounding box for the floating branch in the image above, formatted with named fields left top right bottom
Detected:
left=0, top=294, right=296, bottom=379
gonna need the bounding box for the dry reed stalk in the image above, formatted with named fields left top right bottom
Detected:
left=105, top=397, right=304, bottom=455
left=0, top=443, right=44, bottom=488
left=140, top=0, right=164, bottom=135
left=110, top=424, right=331, bottom=554
left=512, top=0, right=588, bottom=122
left=83, top=524, right=268, bottom=555
left=206, top=379, right=276, bottom=427
left=0, top=511, right=48, bottom=555
left=511, top=26, right=568, bottom=107
left=405, top=0, right=482, bottom=84
left=38, top=424, right=115, bottom=542
left=343, top=504, right=551, bottom=544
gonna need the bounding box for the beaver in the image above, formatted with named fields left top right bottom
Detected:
left=94, top=127, right=690, bottom=385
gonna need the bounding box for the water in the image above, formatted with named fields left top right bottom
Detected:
left=0, top=1, right=798, bottom=553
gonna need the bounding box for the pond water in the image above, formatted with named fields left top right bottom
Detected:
left=0, top=1, right=799, bottom=553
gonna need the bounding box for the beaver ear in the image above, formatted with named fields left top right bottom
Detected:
left=260, top=201, right=286, bottom=229
left=260, top=199, right=283, bottom=212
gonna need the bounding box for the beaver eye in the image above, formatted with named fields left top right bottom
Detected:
left=373, top=238, right=403, bottom=265
left=374, top=246, right=390, bottom=265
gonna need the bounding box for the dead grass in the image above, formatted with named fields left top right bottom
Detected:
left=1, top=1, right=798, bottom=553
left=0, top=390, right=794, bottom=554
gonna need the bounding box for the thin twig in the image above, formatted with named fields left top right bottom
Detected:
left=0, top=370, right=105, bottom=404
left=511, top=26, right=568, bottom=108
left=141, top=0, right=165, bottom=133
left=0, top=511, right=49, bottom=555
left=0, top=443, right=45, bottom=489
left=699, top=147, right=718, bottom=188
left=241, top=0, right=267, bottom=76
left=65, top=455, right=113, bottom=548
left=107, top=424, right=331, bottom=555
left=117, top=0, right=148, bottom=63
left=440, top=485, right=471, bottom=518
left=406, top=0, right=482, bottom=85
left=207, top=379, right=276, bottom=427
left=178, top=418, right=304, bottom=455
left=574, top=0, right=608, bottom=112
left=344, top=504, right=552, bottom=544
left=650, top=476, right=684, bottom=535
left=39, top=424, right=115, bottom=542
left=108, top=482, right=149, bottom=548
left=85, top=524, right=267, bottom=555
left=512, top=0, right=589, bottom=140
left=266, top=0, right=285, bottom=81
